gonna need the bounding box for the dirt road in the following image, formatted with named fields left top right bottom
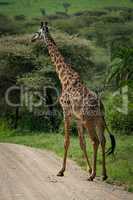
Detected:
left=0, top=143, right=132, bottom=200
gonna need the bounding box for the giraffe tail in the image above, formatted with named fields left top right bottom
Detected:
left=104, top=119, right=116, bottom=156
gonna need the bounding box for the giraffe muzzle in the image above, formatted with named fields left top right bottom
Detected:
left=31, top=32, right=40, bottom=42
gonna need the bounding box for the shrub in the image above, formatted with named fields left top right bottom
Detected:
left=105, top=92, right=133, bottom=135
left=40, top=8, right=46, bottom=16
left=0, top=14, right=21, bottom=35
left=14, top=15, right=26, bottom=21
left=56, top=11, right=68, bottom=17
left=18, top=112, right=52, bottom=131
left=62, top=2, right=71, bottom=14
left=0, top=118, right=10, bottom=132
left=53, top=19, right=78, bottom=34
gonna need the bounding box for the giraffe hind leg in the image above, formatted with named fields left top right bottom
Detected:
left=96, top=117, right=108, bottom=180
left=84, top=119, right=99, bottom=181
left=77, top=120, right=92, bottom=174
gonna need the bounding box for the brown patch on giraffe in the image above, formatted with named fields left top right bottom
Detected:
left=63, top=83, right=68, bottom=90
left=62, top=76, right=68, bottom=82
left=66, top=79, right=70, bottom=85
left=56, top=64, right=62, bottom=71
left=59, top=69, right=65, bottom=79
left=62, top=63, right=67, bottom=69
left=56, top=52, right=60, bottom=57
left=56, top=59, right=61, bottom=66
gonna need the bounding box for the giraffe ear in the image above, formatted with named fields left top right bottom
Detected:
left=44, top=21, right=48, bottom=27
left=44, top=21, right=49, bottom=32
left=40, top=22, right=44, bottom=28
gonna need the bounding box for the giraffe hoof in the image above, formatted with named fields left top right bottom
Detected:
left=88, top=173, right=96, bottom=181
left=88, top=175, right=95, bottom=181
left=102, top=175, right=108, bottom=181
left=88, top=176, right=94, bottom=181
left=57, top=171, right=64, bottom=177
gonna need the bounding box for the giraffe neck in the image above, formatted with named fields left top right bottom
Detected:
left=43, top=33, right=81, bottom=91
left=44, top=34, right=71, bottom=84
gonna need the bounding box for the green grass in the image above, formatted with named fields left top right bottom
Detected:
left=0, top=129, right=133, bottom=192
left=0, top=0, right=133, bottom=17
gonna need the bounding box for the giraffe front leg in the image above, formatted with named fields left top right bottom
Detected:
left=57, top=116, right=71, bottom=177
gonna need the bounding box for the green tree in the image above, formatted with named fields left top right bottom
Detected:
left=40, top=8, right=46, bottom=16
left=62, top=2, right=71, bottom=14
left=107, top=47, right=133, bottom=88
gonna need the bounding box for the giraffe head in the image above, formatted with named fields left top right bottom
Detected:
left=31, top=22, right=49, bottom=42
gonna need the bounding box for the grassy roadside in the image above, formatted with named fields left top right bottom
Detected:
left=0, top=130, right=133, bottom=192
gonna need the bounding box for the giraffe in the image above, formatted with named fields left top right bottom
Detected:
left=31, top=22, right=116, bottom=181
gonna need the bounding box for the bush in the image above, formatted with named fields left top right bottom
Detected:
left=62, top=2, right=71, bottom=14
left=19, top=112, right=52, bottom=131
left=105, top=92, right=133, bottom=135
left=14, top=15, right=26, bottom=21
left=0, top=118, right=10, bottom=132
left=53, top=19, right=78, bottom=34
left=40, top=8, right=46, bottom=16
left=0, top=14, right=21, bottom=35
left=109, top=111, right=133, bottom=135
left=56, top=11, right=68, bottom=17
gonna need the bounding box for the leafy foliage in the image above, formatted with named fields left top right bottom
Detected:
left=0, top=14, right=21, bottom=35
left=62, top=2, right=71, bottom=13
left=107, top=47, right=133, bottom=88
left=105, top=92, right=133, bottom=135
